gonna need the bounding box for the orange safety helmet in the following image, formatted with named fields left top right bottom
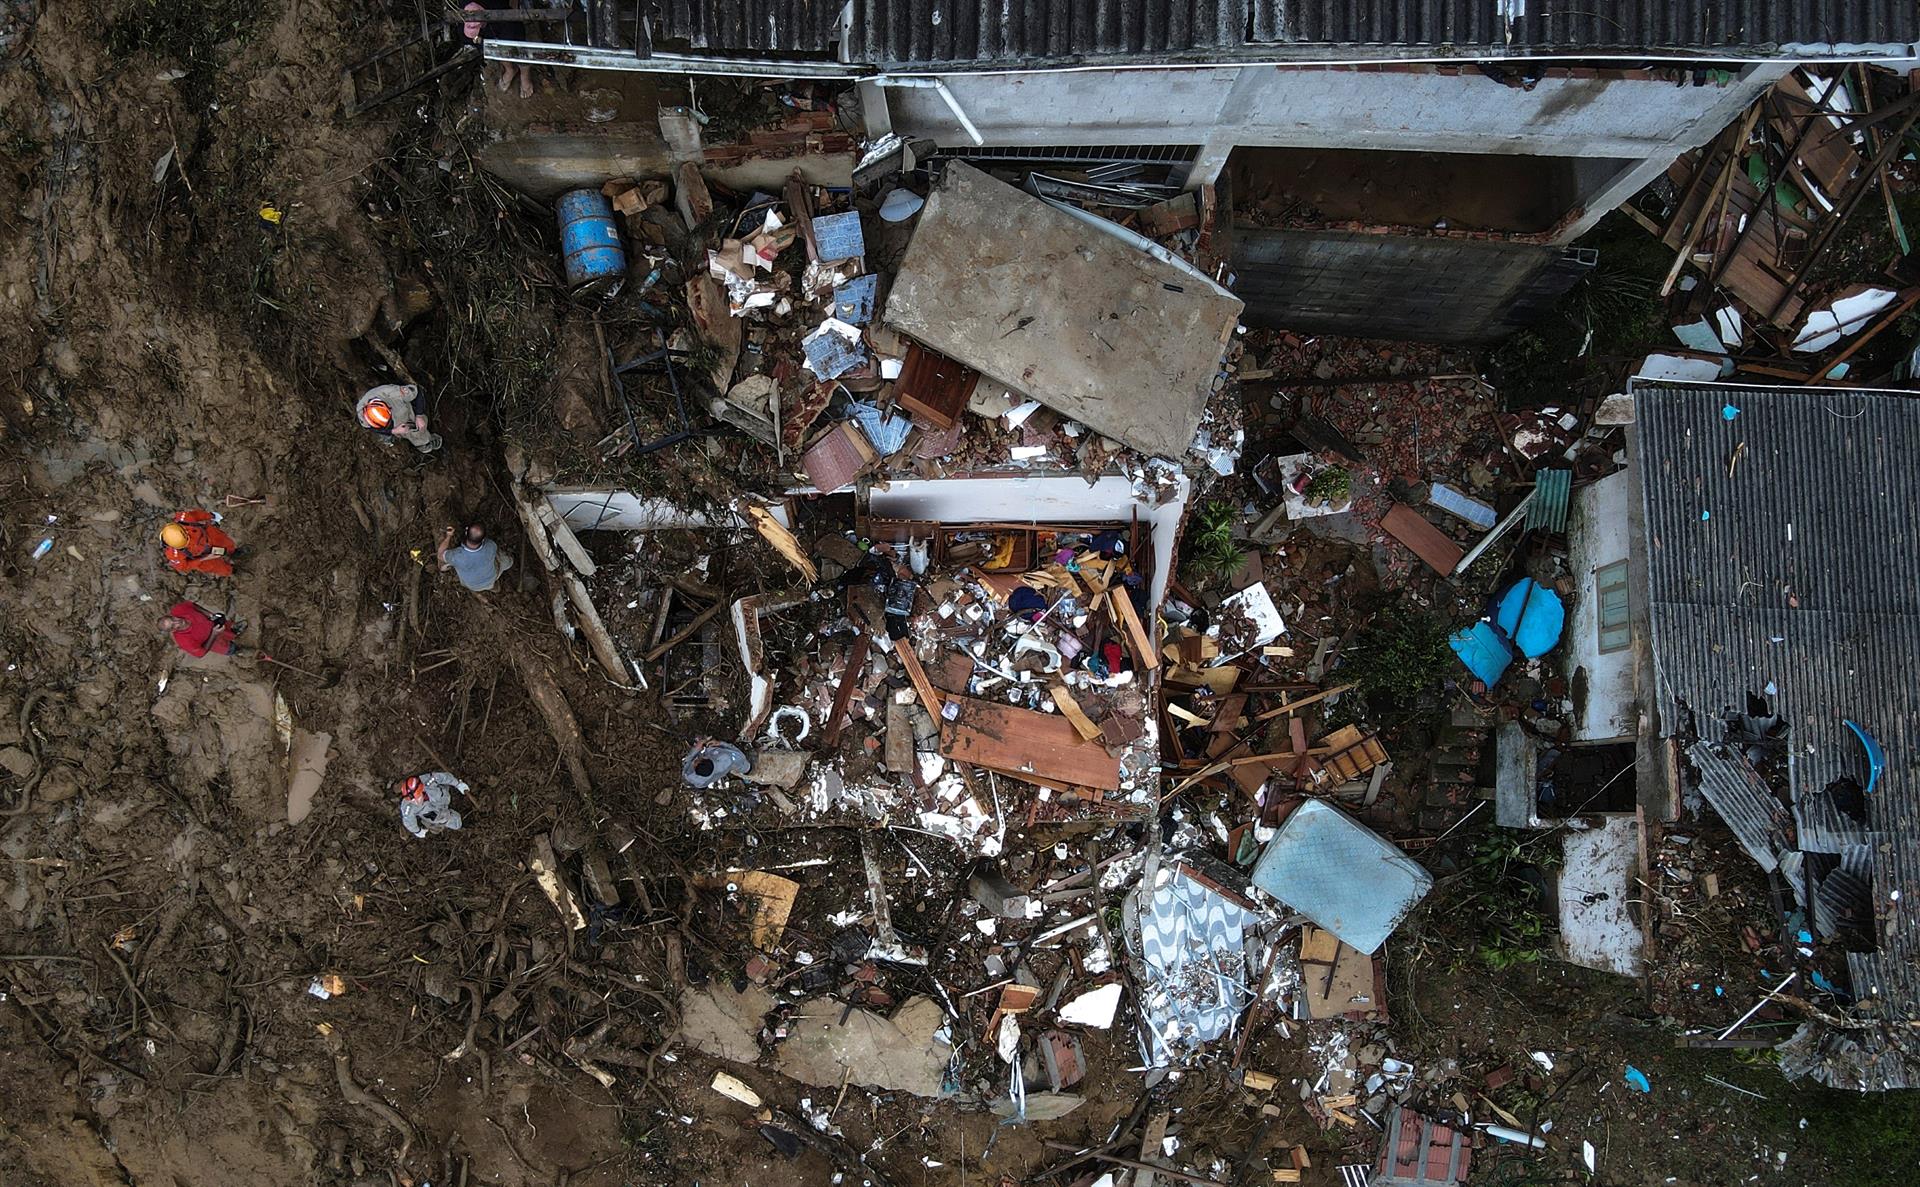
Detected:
left=401, top=776, right=425, bottom=801
left=360, top=399, right=393, bottom=429
left=160, top=522, right=191, bottom=550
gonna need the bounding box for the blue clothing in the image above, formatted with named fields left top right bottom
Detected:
left=446, top=539, right=511, bottom=591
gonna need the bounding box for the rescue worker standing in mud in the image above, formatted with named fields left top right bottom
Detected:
left=356, top=383, right=442, bottom=454
left=159, top=601, right=247, bottom=658
left=160, top=508, right=240, bottom=577
left=397, top=772, right=467, bottom=838
left=438, top=524, right=513, bottom=593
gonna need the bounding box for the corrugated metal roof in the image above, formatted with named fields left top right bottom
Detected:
left=1686, top=740, right=1790, bottom=873
left=656, top=0, right=842, bottom=55
left=1280, top=2, right=1917, bottom=53
left=644, top=0, right=1916, bottom=64
left=1636, top=382, right=1920, bottom=1017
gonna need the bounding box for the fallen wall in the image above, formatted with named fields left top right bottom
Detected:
left=1229, top=228, right=1592, bottom=343
left=1565, top=470, right=1637, bottom=743
left=885, top=163, right=1242, bottom=459
left=867, top=472, right=1191, bottom=612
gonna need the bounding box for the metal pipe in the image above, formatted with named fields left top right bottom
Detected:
left=1717, top=971, right=1798, bottom=1040
left=877, top=77, right=985, bottom=146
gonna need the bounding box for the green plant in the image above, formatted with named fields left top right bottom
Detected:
left=1303, top=466, right=1351, bottom=505
left=1338, top=601, right=1456, bottom=703
left=1183, top=498, right=1244, bottom=582
left=1454, top=830, right=1562, bottom=972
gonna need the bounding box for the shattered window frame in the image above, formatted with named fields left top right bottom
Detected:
left=1595, top=559, right=1631, bottom=653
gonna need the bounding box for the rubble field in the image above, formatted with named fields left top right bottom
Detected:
left=4, top=8, right=1920, bottom=1187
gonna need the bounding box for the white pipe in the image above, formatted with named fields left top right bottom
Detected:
left=1717, top=971, right=1798, bottom=1040
left=1480, top=1124, right=1548, bottom=1149
left=878, top=77, right=985, bottom=146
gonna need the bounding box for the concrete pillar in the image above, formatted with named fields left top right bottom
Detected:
left=857, top=79, right=894, bottom=142
left=1184, top=66, right=1254, bottom=190
left=1552, top=61, right=1794, bottom=243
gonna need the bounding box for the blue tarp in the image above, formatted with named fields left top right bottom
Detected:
left=834, top=275, right=878, bottom=325
left=1450, top=579, right=1566, bottom=687
left=1494, top=578, right=1565, bottom=658
left=849, top=401, right=912, bottom=455
left=1450, top=621, right=1514, bottom=687
left=803, top=325, right=866, bottom=380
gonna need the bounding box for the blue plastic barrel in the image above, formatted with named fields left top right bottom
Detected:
left=555, top=188, right=627, bottom=295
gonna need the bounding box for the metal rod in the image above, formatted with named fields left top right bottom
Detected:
left=1717, top=971, right=1798, bottom=1040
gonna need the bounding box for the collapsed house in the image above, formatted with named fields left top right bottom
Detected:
left=485, top=130, right=1476, bottom=1144
left=1535, top=380, right=1919, bottom=1088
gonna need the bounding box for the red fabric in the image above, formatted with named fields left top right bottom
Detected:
left=169, top=601, right=235, bottom=657
left=164, top=509, right=237, bottom=577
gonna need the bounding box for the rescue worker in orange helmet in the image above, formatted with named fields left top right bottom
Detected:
left=356, top=383, right=442, bottom=454
left=160, top=509, right=240, bottom=578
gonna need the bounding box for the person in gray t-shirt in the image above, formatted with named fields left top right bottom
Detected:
left=438, top=524, right=514, bottom=592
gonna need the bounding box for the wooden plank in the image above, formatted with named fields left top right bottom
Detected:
left=891, top=637, right=944, bottom=717
left=563, top=573, right=631, bottom=684
left=1110, top=588, right=1160, bottom=671
left=643, top=598, right=723, bottom=662
left=1136, top=1111, right=1171, bottom=1187
left=940, top=698, right=1123, bottom=791
left=510, top=483, right=563, bottom=574
left=538, top=496, right=598, bottom=577
left=1049, top=683, right=1102, bottom=742
left=1381, top=503, right=1463, bottom=574
left=895, top=341, right=979, bottom=430
left=1208, top=692, right=1249, bottom=733
left=1253, top=683, right=1357, bottom=723
left=819, top=633, right=872, bottom=747
left=1662, top=105, right=1759, bottom=296
left=884, top=699, right=914, bottom=773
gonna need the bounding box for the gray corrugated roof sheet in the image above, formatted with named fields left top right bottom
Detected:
left=657, top=0, right=841, bottom=54
left=1280, top=1, right=1916, bottom=53
left=646, top=0, right=1916, bottom=64
left=1635, top=382, right=1920, bottom=1018
left=1686, top=740, right=1790, bottom=873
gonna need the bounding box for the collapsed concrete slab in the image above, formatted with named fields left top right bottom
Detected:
left=884, top=162, right=1242, bottom=460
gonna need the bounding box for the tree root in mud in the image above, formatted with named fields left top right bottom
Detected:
left=3, top=689, right=63, bottom=817
left=332, top=1046, right=419, bottom=1169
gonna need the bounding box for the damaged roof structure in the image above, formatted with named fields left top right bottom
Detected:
left=1635, top=380, right=1920, bottom=1087
left=466, top=3, right=1920, bottom=347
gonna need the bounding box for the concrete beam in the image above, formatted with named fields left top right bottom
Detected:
left=890, top=65, right=1799, bottom=161
left=1552, top=62, right=1793, bottom=242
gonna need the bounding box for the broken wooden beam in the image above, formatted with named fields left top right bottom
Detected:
left=890, top=636, right=944, bottom=717
left=940, top=697, right=1123, bottom=792
left=820, top=634, right=872, bottom=747
left=644, top=598, right=724, bottom=663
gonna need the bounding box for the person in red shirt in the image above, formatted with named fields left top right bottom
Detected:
left=159, top=601, right=247, bottom=657
left=160, top=509, right=240, bottom=577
